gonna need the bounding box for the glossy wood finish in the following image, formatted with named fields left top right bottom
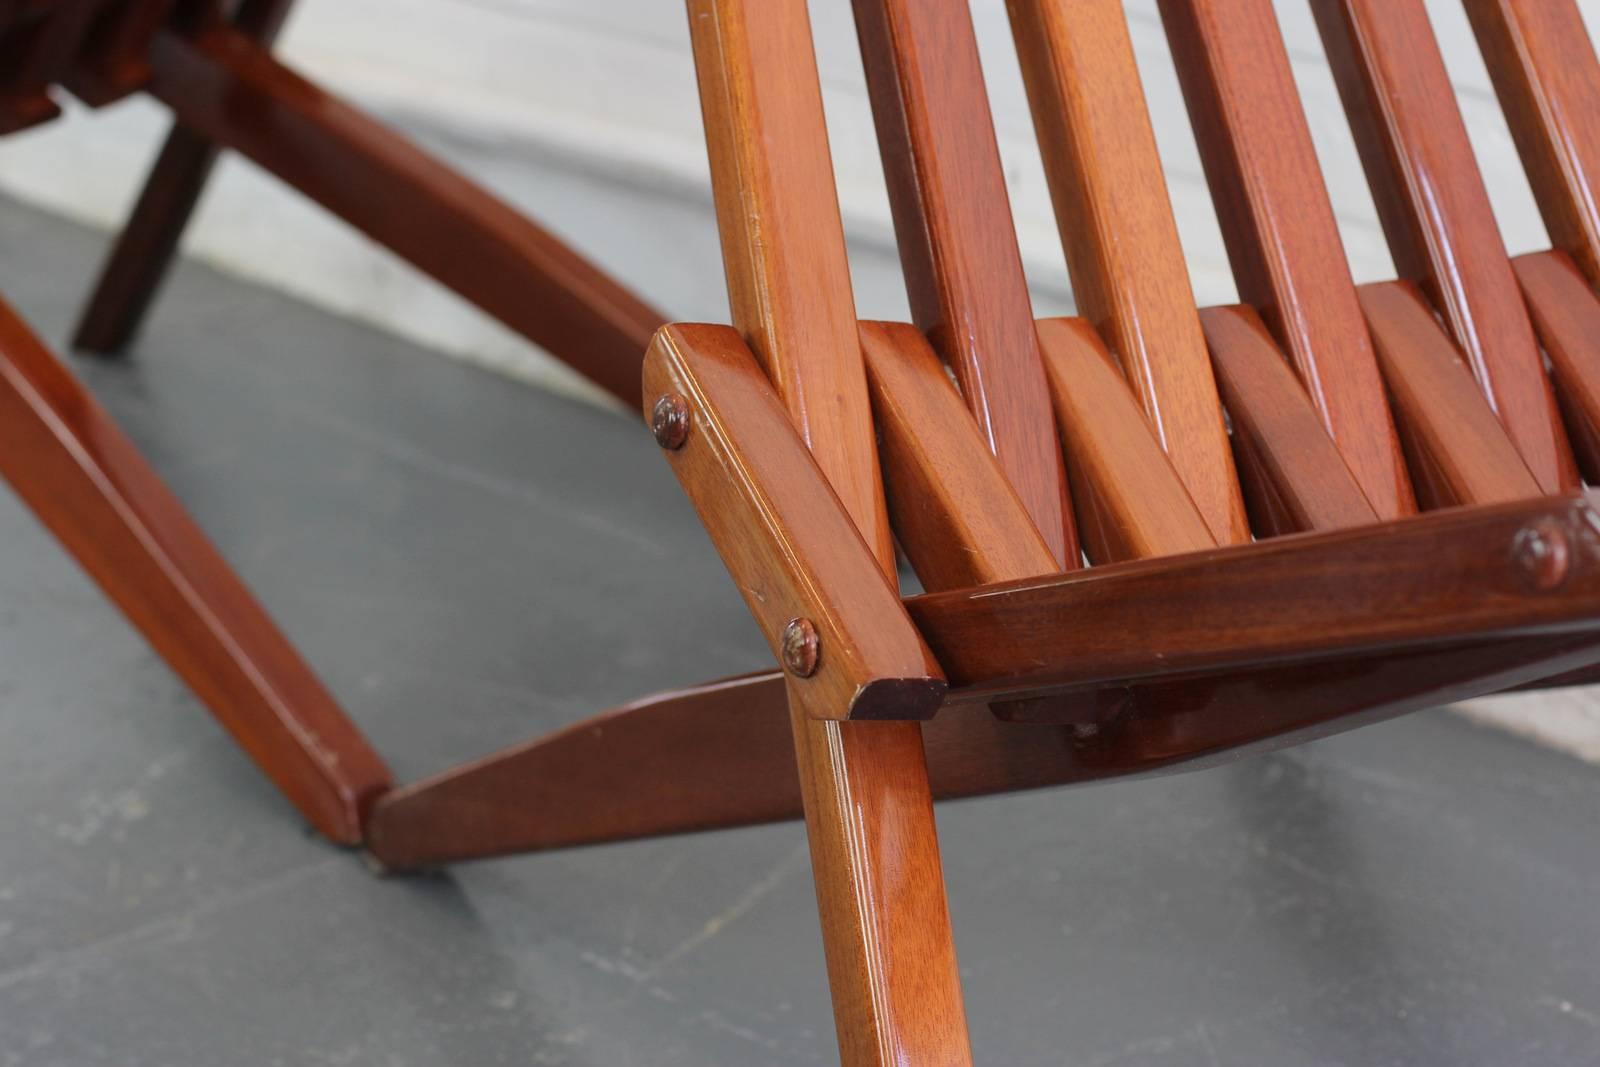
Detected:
left=75, top=0, right=296, bottom=354
left=1034, top=316, right=1214, bottom=564
left=144, top=24, right=663, bottom=409
left=1006, top=0, right=1248, bottom=545
left=908, top=491, right=1600, bottom=703
left=366, top=671, right=800, bottom=868
left=1513, top=251, right=1600, bottom=483
left=850, top=0, right=1074, bottom=565
left=1466, top=0, right=1600, bottom=286
left=369, top=489, right=1600, bottom=867
left=1157, top=0, right=1413, bottom=521
left=1200, top=305, right=1377, bottom=535
left=644, top=324, right=945, bottom=721
left=0, top=296, right=389, bottom=843
left=1358, top=281, right=1540, bottom=509
left=686, top=2, right=972, bottom=1061
left=1311, top=0, right=1577, bottom=493
left=859, top=321, right=1058, bottom=591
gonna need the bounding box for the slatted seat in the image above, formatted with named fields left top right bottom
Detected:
left=3, top=0, right=1600, bottom=1061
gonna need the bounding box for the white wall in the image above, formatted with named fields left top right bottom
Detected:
left=3, top=1, right=1599, bottom=751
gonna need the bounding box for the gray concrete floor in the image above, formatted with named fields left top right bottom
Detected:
left=1, top=198, right=1598, bottom=1066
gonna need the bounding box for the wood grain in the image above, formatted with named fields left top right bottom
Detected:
left=1465, top=0, right=1600, bottom=287
left=644, top=324, right=945, bottom=721
left=908, top=491, right=1600, bottom=701
left=1358, top=280, right=1540, bottom=508
left=859, top=321, right=1058, bottom=591
left=0, top=296, right=389, bottom=843
left=686, top=2, right=972, bottom=1061
left=370, top=623, right=1600, bottom=867
left=851, top=0, right=1075, bottom=565
left=1157, top=0, right=1414, bottom=521
left=1034, top=316, right=1214, bottom=563
left=1005, top=0, right=1248, bottom=544
left=1311, top=0, right=1577, bottom=492
left=1512, top=250, right=1600, bottom=483
left=1200, top=305, right=1377, bottom=535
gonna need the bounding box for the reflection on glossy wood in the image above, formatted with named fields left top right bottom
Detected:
left=851, top=0, right=1074, bottom=565
left=644, top=324, right=945, bottom=722
left=1466, top=0, right=1600, bottom=286
left=1312, top=0, right=1577, bottom=492
left=859, top=321, right=1058, bottom=592
left=0, top=297, right=389, bottom=843
left=369, top=492, right=1600, bottom=867
left=1513, top=251, right=1600, bottom=483
left=687, top=2, right=972, bottom=1062
left=907, top=492, right=1600, bottom=702
left=1158, top=0, right=1413, bottom=521
left=1200, top=305, right=1376, bottom=535
left=1007, top=0, right=1248, bottom=545
left=145, top=25, right=663, bottom=409
left=1034, top=317, right=1214, bottom=564
left=1358, top=281, right=1540, bottom=509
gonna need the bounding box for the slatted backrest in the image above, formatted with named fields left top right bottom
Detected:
left=850, top=0, right=1077, bottom=566
left=1311, top=0, right=1578, bottom=493
left=1004, top=0, right=1249, bottom=545
left=1156, top=0, right=1414, bottom=522
left=1467, top=0, right=1600, bottom=288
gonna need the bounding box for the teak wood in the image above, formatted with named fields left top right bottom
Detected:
left=5, top=1, right=1600, bottom=1060
left=1007, top=0, right=1249, bottom=546
left=686, top=2, right=972, bottom=1062
left=851, top=0, right=1075, bottom=566
left=1157, top=0, right=1414, bottom=522
left=1312, top=0, right=1578, bottom=493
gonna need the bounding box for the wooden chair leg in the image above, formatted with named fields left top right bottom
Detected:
left=0, top=297, right=389, bottom=841
left=74, top=0, right=298, bottom=354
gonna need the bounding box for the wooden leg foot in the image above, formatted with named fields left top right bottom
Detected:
left=0, top=298, right=390, bottom=841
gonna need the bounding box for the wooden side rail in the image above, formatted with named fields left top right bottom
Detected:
left=366, top=481, right=1600, bottom=868
left=911, top=490, right=1600, bottom=702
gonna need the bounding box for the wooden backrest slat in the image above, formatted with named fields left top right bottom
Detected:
left=1311, top=0, right=1577, bottom=493
left=850, top=0, right=1076, bottom=567
left=1157, top=0, right=1414, bottom=521
left=687, top=0, right=892, bottom=571
left=1466, top=0, right=1600, bottom=289
left=1005, top=0, right=1249, bottom=545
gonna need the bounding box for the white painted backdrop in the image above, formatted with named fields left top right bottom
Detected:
left=2, top=0, right=1599, bottom=753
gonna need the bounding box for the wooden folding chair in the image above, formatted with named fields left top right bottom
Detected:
left=6, top=0, right=1600, bottom=1061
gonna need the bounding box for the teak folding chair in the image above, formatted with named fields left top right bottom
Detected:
left=5, top=0, right=1600, bottom=1061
